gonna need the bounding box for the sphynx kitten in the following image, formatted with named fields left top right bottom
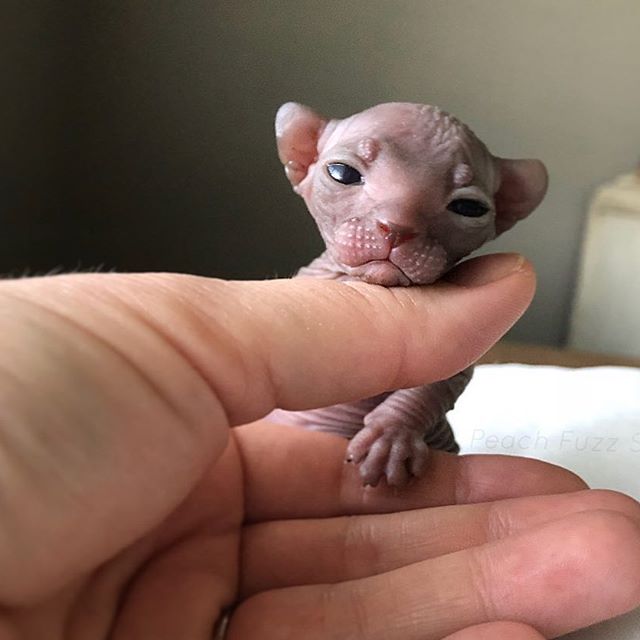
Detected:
left=269, top=102, right=548, bottom=487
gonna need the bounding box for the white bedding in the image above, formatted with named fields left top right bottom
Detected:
left=449, top=364, right=640, bottom=639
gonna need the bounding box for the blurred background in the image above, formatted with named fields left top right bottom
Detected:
left=2, top=1, right=640, bottom=348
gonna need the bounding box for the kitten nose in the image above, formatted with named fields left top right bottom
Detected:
left=376, top=220, right=418, bottom=246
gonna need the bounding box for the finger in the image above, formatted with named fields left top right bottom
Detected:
left=346, top=425, right=381, bottom=464
left=213, top=253, right=534, bottom=423
left=241, top=489, right=640, bottom=595
left=358, top=438, right=392, bottom=487
left=443, top=621, right=545, bottom=640
left=385, top=441, right=413, bottom=487
left=229, top=510, right=640, bottom=640
left=236, top=422, right=587, bottom=521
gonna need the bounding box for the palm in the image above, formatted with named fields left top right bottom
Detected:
left=3, top=430, right=242, bottom=638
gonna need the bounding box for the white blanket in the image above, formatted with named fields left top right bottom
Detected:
left=450, top=364, right=640, bottom=639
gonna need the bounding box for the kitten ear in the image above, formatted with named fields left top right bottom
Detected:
left=275, top=102, right=329, bottom=188
left=494, top=159, right=548, bottom=235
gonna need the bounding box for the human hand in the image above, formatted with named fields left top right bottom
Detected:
left=0, top=253, right=638, bottom=639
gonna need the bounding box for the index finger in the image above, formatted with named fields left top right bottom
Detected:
left=236, top=422, right=587, bottom=522
left=211, top=252, right=535, bottom=425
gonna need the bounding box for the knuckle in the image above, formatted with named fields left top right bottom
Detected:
left=485, top=502, right=514, bottom=540
left=342, top=515, right=382, bottom=577
left=466, top=548, right=499, bottom=622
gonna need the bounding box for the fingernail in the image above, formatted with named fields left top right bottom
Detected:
left=443, top=253, right=529, bottom=288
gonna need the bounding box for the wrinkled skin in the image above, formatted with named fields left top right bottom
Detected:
left=270, top=102, right=548, bottom=487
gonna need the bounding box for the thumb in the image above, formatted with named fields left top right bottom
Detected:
left=184, top=252, right=534, bottom=425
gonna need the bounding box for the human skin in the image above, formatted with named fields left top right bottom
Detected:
left=0, top=255, right=639, bottom=639
left=271, top=102, right=549, bottom=487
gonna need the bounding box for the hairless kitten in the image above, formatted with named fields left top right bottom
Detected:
left=268, top=102, right=548, bottom=488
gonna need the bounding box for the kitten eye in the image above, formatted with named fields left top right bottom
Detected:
left=326, top=162, right=363, bottom=185
left=447, top=198, right=490, bottom=218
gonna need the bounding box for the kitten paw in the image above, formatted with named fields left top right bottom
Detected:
left=346, top=422, right=429, bottom=488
